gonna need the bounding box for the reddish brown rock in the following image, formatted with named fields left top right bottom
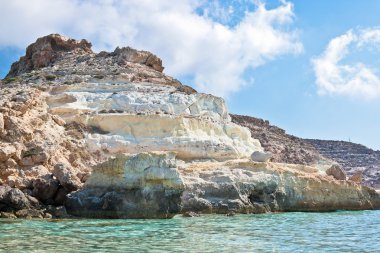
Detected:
left=6, top=34, right=92, bottom=78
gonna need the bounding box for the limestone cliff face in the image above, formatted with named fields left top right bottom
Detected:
left=66, top=152, right=184, bottom=218
left=181, top=160, right=380, bottom=213
left=1, top=34, right=379, bottom=218
left=47, top=83, right=261, bottom=161
left=66, top=151, right=380, bottom=217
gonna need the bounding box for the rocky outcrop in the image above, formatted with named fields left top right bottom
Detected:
left=113, top=46, right=164, bottom=72
left=305, top=139, right=380, bottom=188
left=231, top=114, right=380, bottom=189
left=65, top=152, right=184, bottom=218
left=0, top=185, right=34, bottom=211
left=326, top=164, right=346, bottom=180
left=1, top=34, right=380, bottom=219
left=7, top=34, right=92, bottom=78
left=0, top=85, right=94, bottom=200
left=67, top=152, right=380, bottom=217
left=231, top=114, right=330, bottom=165
left=46, top=83, right=261, bottom=161
left=6, top=34, right=173, bottom=87
left=181, top=159, right=380, bottom=213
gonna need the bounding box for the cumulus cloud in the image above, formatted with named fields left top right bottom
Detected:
left=312, top=28, right=380, bottom=100
left=0, top=0, right=302, bottom=97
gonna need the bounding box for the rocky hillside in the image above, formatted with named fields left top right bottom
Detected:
left=230, top=114, right=330, bottom=165
left=305, top=139, right=380, bottom=188
left=1, top=34, right=379, bottom=219
left=231, top=114, right=380, bottom=189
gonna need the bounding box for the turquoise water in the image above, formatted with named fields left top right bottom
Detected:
left=1, top=211, right=379, bottom=253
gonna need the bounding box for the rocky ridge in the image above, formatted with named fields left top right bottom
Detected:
left=230, top=114, right=330, bottom=165
left=230, top=114, right=380, bottom=189
left=1, top=34, right=379, bottom=218
left=305, top=139, right=380, bottom=188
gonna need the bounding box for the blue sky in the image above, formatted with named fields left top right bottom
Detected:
left=1, top=0, right=380, bottom=150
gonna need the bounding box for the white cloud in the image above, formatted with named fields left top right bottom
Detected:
left=0, top=0, right=302, bottom=97
left=312, top=28, right=380, bottom=100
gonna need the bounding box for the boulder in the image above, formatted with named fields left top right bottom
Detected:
left=32, top=175, right=59, bottom=202
left=53, top=187, right=69, bottom=205
left=53, top=163, right=82, bottom=192
left=251, top=151, right=272, bottom=162
left=43, top=213, right=53, bottom=219
left=114, top=46, right=164, bottom=72
left=15, top=209, right=44, bottom=218
left=326, top=164, right=346, bottom=180
left=182, top=211, right=200, bottom=217
left=0, top=185, right=31, bottom=211
left=0, top=212, right=17, bottom=219
left=45, top=205, right=68, bottom=218
left=51, top=114, right=66, bottom=126
left=20, top=147, right=49, bottom=166
left=0, top=145, right=16, bottom=162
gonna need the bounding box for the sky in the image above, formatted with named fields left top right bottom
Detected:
left=0, top=0, right=380, bottom=150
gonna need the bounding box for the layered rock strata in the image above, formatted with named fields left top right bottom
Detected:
left=181, top=158, right=380, bottom=213
left=1, top=34, right=380, bottom=218
left=66, top=152, right=184, bottom=218
left=67, top=151, right=380, bottom=217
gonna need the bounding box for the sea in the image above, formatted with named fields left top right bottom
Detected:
left=1, top=210, right=379, bottom=252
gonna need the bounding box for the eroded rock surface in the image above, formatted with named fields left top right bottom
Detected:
left=66, top=152, right=184, bottom=218
left=1, top=34, right=380, bottom=218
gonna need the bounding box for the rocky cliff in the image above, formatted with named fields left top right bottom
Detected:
left=1, top=34, right=379, bottom=219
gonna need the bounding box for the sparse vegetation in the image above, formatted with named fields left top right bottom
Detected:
left=3, top=77, right=18, bottom=84
left=45, top=75, right=56, bottom=81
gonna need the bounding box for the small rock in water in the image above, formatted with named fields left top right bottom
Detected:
left=46, top=205, right=68, bottom=218
left=226, top=212, right=235, bottom=217
left=15, top=209, right=44, bottom=219
left=0, top=212, right=17, bottom=219
left=182, top=211, right=200, bottom=218
left=251, top=151, right=272, bottom=162
left=43, top=213, right=53, bottom=219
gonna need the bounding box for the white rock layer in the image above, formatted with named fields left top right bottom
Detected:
left=47, top=83, right=262, bottom=160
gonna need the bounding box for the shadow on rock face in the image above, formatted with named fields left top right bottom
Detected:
left=64, top=152, right=184, bottom=219
left=65, top=187, right=182, bottom=219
